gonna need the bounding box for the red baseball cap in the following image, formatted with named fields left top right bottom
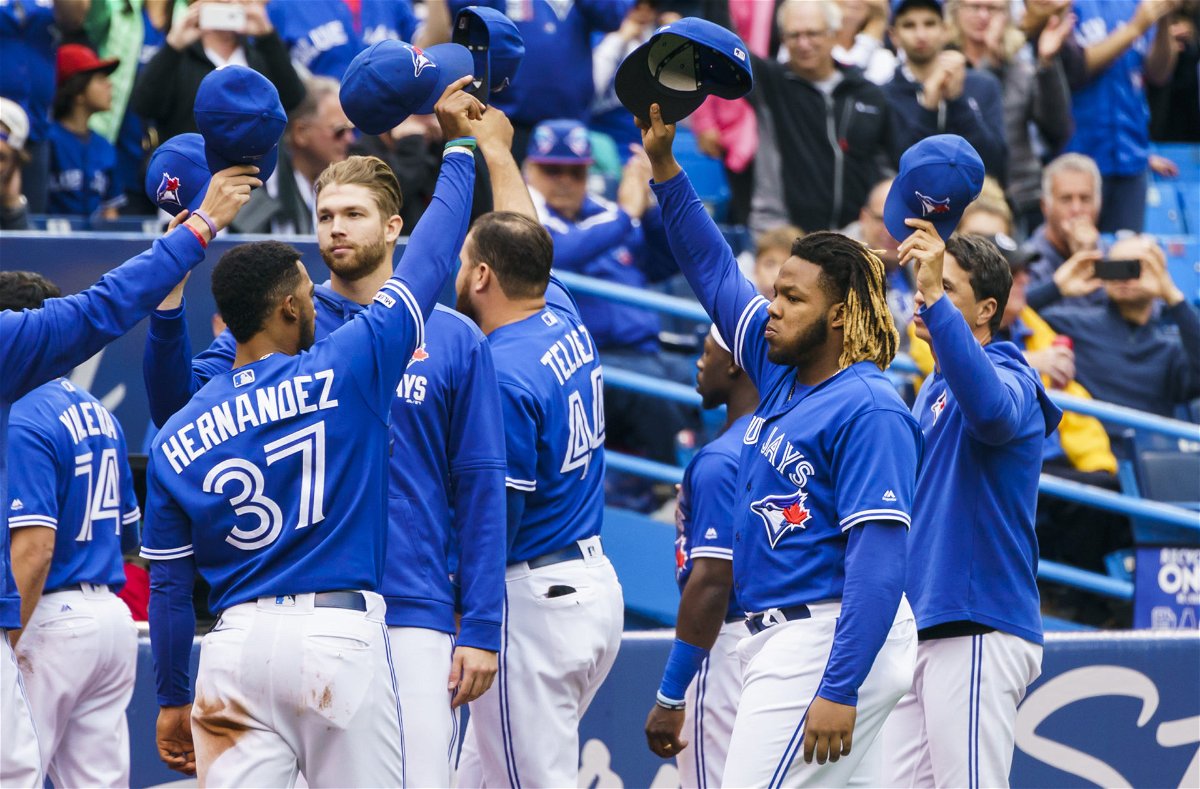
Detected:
left=56, top=44, right=120, bottom=87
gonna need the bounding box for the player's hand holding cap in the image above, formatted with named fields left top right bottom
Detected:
left=883, top=134, right=985, bottom=241
left=615, top=17, right=753, bottom=125
left=340, top=40, right=475, bottom=135
left=453, top=6, right=525, bottom=103
left=193, top=65, right=287, bottom=174
left=145, top=133, right=278, bottom=216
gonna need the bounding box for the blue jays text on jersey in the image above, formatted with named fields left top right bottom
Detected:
left=0, top=225, right=211, bottom=629
left=7, top=379, right=140, bottom=592
left=490, top=277, right=607, bottom=563
left=675, top=414, right=754, bottom=620
left=267, top=0, right=417, bottom=79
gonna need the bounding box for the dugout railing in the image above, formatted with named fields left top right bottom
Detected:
left=555, top=271, right=1200, bottom=605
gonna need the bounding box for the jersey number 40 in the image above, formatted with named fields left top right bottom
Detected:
left=562, top=369, right=606, bottom=478
left=202, top=422, right=328, bottom=551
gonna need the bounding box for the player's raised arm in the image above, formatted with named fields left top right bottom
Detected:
left=639, top=104, right=773, bottom=386
left=0, top=166, right=258, bottom=403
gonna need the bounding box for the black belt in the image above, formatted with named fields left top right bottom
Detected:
left=745, top=604, right=812, bottom=634
left=44, top=582, right=109, bottom=595
left=517, top=541, right=601, bottom=571
left=313, top=591, right=367, bottom=612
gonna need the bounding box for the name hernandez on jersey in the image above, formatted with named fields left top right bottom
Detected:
left=157, top=369, right=338, bottom=474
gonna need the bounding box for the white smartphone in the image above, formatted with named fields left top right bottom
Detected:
left=199, top=3, right=247, bottom=33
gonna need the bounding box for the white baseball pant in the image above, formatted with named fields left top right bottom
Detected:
left=0, top=631, right=42, bottom=788
left=722, top=596, right=917, bottom=788
left=457, top=536, right=624, bottom=788
left=880, top=630, right=1043, bottom=789
left=14, top=584, right=136, bottom=788
left=676, top=619, right=746, bottom=789
left=191, top=591, right=405, bottom=788
left=388, top=626, right=459, bottom=788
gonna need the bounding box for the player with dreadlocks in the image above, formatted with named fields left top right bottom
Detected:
left=638, top=102, right=923, bottom=788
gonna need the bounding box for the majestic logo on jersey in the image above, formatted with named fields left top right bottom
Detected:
left=752, top=488, right=813, bottom=548
left=9, top=499, right=22, bottom=511
left=407, top=345, right=429, bottom=366
left=916, top=191, right=952, bottom=216
left=883, top=489, right=897, bottom=503
left=930, top=391, right=948, bottom=425
left=410, top=45, right=434, bottom=77
left=704, top=527, right=718, bottom=540
left=156, top=172, right=182, bottom=209
left=233, top=369, right=255, bottom=388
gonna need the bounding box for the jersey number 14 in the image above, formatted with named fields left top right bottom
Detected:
left=203, top=422, right=328, bottom=551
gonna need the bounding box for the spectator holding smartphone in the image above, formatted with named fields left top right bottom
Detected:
left=1041, top=235, right=1200, bottom=419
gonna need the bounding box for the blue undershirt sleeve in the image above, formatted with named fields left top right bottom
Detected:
left=148, top=556, right=197, bottom=707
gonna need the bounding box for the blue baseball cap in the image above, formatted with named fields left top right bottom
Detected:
left=615, top=17, right=753, bottom=125
left=883, top=134, right=985, bottom=241
left=526, top=119, right=593, bottom=165
left=340, top=41, right=474, bottom=135
left=145, top=133, right=278, bottom=215
left=453, top=6, right=525, bottom=102
left=193, top=66, right=287, bottom=174
left=890, top=0, right=944, bottom=22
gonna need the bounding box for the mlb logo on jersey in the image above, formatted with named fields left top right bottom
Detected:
left=915, top=191, right=951, bottom=216
left=374, top=291, right=396, bottom=309
left=156, top=172, right=182, bottom=210
left=752, top=488, right=813, bottom=548
left=233, top=369, right=256, bottom=388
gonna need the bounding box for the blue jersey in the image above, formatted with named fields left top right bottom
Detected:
left=140, top=149, right=475, bottom=613
left=490, top=277, right=606, bottom=562
left=535, top=190, right=677, bottom=352
left=0, top=226, right=209, bottom=628
left=0, top=0, right=56, bottom=143
left=7, top=379, right=139, bottom=591
left=46, top=122, right=124, bottom=217
left=675, top=414, right=753, bottom=620
left=910, top=296, right=1061, bottom=645
left=144, top=295, right=506, bottom=649
left=267, top=0, right=417, bottom=79
left=448, top=0, right=630, bottom=126
left=653, top=170, right=922, bottom=705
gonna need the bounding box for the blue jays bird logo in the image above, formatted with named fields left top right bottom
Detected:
left=410, top=46, right=434, bottom=78
left=930, top=391, right=948, bottom=425
left=916, top=191, right=951, bottom=216
left=752, top=489, right=813, bottom=548
left=407, top=345, right=430, bottom=367
left=157, top=172, right=182, bottom=208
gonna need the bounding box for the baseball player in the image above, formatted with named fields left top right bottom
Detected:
left=139, top=82, right=480, bottom=786
left=2, top=273, right=141, bottom=788
left=142, top=125, right=513, bottom=789
left=645, top=325, right=758, bottom=788
left=0, top=169, right=255, bottom=787
left=453, top=132, right=624, bottom=788
left=881, top=226, right=1061, bottom=788
left=638, top=103, right=922, bottom=788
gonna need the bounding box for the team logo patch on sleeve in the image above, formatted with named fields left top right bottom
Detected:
left=751, top=489, right=813, bottom=548
left=930, top=391, right=948, bottom=425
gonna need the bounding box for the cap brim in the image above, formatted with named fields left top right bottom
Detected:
left=615, top=40, right=707, bottom=125
left=415, top=44, right=475, bottom=115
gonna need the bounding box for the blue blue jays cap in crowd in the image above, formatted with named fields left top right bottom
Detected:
left=145, top=133, right=278, bottom=215
left=193, top=66, right=287, bottom=174
left=890, top=0, right=944, bottom=22
left=340, top=40, right=474, bottom=135
left=884, top=134, right=985, bottom=241
left=615, top=17, right=753, bottom=125
left=453, top=6, right=525, bottom=102
left=526, top=119, right=593, bottom=165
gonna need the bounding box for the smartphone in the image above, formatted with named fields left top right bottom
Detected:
left=1095, top=258, right=1142, bottom=280
left=199, top=3, right=247, bottom=33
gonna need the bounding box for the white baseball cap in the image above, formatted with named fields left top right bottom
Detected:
left=0, top=98, right=29, bottom=151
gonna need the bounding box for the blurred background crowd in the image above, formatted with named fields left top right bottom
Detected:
left=2, top=0, right=1198, bottom=627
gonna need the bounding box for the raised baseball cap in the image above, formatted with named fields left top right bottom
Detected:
left=615, top=17, right=753, bottom=125
left=526, top=119, right=593, bottom=165
left=145, top=133, right=277, bottom=215
left=0, top=97, right=29, bottom=152
left=453, top=6, right=525, bottom=102
left=890, top=0, right=944, bottom=22
left=56, top=44, right=120, bottom=87
left=884, top=134, right=985, bottom=242
left=193, top=66, right=287, bottom=174
left=340, top=41, right=474, bottom=135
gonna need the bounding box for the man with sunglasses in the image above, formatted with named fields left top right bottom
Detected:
left=233, top=76, right=354, bottom=235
